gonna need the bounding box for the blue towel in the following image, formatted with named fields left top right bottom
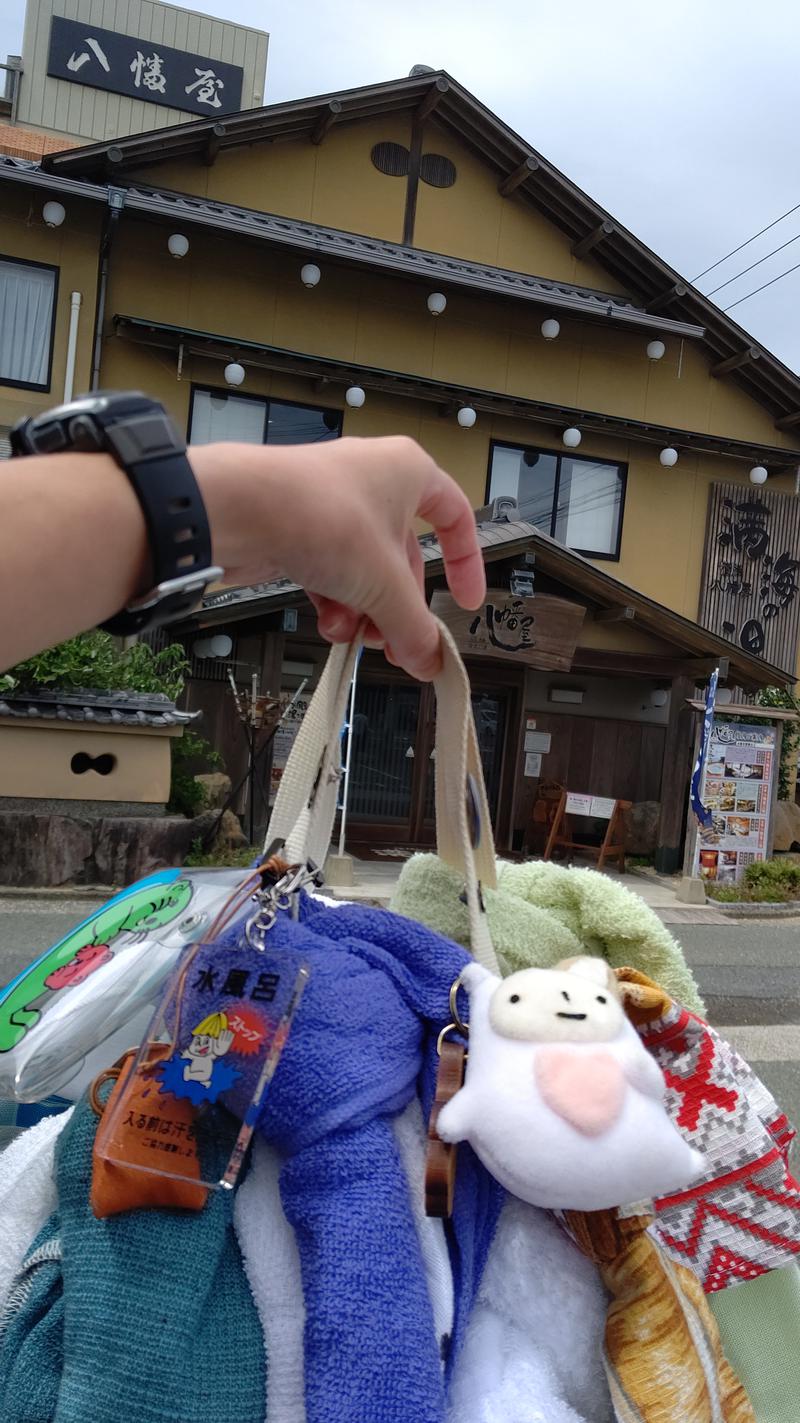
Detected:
left=180, top=895, right=504, bottom=1423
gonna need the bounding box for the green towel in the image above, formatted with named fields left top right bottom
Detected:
left=709, top=1264, right=800, bottom=1423
left=391, top=854, right=704, bottom=1013
left=0, top=1095, right=266, bottom=1423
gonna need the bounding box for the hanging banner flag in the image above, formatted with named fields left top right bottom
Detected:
left=689, top=667, right=719, bottom=828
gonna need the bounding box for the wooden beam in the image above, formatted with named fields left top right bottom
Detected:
left=776, top=409, right=800, bottom=431
left=310, top=99, right=342, bottom=145
left=203, top=122, right=227, bottom=166
left=498, top=154, right=539, bottom=198
left=655, top=674, right=695, bottom=874
left=572, top=648, right=730, bottom=679
left=710, top=346, right=761, bottom=378
left=646, top=282, right=688, bottom=313
left=403, top=119, right=423, bottom=247
left=593, top=605, right=635, bottom=623
left=571, top=220, right=614, bottom=260
left=416, top=76, right=449, bottom=123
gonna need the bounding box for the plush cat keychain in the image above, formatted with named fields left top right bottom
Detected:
left=435, top=956, right=704, bottom=1211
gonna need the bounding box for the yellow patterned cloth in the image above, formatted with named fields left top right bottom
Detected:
left=564, top=1208, right=755, bottom=1423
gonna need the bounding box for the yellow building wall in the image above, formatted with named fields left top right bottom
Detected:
left=0, top=186, right=100, bottom=431
left=0, top=720, right=177, bottom=803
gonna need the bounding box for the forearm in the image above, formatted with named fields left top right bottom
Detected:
left=0, top=451, right=151, bottom=670
left=0, top=444, right=279, bottom=671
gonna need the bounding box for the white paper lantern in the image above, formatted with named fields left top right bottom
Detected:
left=541, top=318, right=561, bottom=341
left=301, top=263, right=321, bottom=288
left=749, top=465, right=768, bottom=485
left=649, top=688, right=669, bottom=708
left=562, top=427, right=582, bottom=448
left=42, top=200, right=66, bottom=228
left=659, top=447, right=679, bottom=467
left=647, top=339, right=666, bottom=361
left=457, top=406, right=477, bottom=428
left=193, top=638, right=213, bottom=659
left=345, top=386, right=366, bottom=408
left=224, top=362, right=245, bottom=387
left=427, top=291, right=447, bottom=316
left=716, top=687, right=733, bottom=705
left=209, top=634, right=233, bottom=658
left=167, top=233, right=189, bottom=259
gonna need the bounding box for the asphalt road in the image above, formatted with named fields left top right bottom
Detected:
left=0, top=899, right=798, bottom=1142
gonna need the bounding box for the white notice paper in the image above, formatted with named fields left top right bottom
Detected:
left=525, top=731, right=552, bottom=754
left=566, top=793, right=593, bottom=815
left=524, top=752, right=542, bottom=777
left=589, top=796, right=616, bottom=820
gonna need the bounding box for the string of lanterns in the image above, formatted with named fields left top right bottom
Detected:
left=153, top=242, right=779, bottom=475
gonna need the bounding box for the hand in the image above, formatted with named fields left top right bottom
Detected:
left=191, top=436, right=485, bottom=681
left=214, top=1028, right=235, bottom=1056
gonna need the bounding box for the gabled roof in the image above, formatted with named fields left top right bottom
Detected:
left=191, top=513, right=790, bottom=690
left=39, top=70, right=800, bottom=425
left=0, top=155, right=701, bottom=341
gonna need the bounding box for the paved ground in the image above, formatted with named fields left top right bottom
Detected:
left=1, top=881, right=798, bottom=1145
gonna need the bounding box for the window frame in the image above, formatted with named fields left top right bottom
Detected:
left=485, top=437, right=628, bottom=562
left=187, top=384, right=344, bottom=445
left=0, top=253, right=59, bottom=393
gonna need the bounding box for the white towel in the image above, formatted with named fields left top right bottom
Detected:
left=0, top=1108, right=73, bottom=1314
left=447, top=1196, right=613, bottom=1423
left=234, top=1136, right=307, bottom=1423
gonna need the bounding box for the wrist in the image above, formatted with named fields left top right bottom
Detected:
left=189, top=442, right=295, bottom=582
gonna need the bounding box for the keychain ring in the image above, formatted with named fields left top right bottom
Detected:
left=448, top=974, right=469, bottom=1036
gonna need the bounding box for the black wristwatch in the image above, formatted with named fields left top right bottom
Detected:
left=10, top=391, right=222, bottom=635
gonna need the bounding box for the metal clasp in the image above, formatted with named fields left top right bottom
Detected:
left=436, top=973, right=470, bottom=1056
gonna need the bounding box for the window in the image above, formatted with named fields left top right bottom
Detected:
left=0, top=257, right=58, bottom=390
left=188, top=387, right=342, bottom=447
left=487, top=441, right=627, bottom=560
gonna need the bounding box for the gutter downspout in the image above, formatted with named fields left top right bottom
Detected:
left=63, top=291, right=82, bottom=401
left=90, top=186, right=126, bottom=391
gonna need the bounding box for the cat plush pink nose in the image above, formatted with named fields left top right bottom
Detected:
left=535, top=1048, right=626, bottom=1136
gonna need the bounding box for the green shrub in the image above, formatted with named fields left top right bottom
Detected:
left=168, top=732, right=222, bottom=818
left=184, top=838, right=254, bottom=869
left=706, top=857, right=800, bottom=903
left=1, top=631, right=189, bottom=702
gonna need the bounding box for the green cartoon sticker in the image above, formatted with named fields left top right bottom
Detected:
left=0, top=874, right=193, bottom=1053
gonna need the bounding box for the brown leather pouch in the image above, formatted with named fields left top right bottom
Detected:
left=90, top=1044, right=208, bottom=1217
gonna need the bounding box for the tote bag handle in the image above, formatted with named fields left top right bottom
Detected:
left=264, top=620, right=499, bottom=972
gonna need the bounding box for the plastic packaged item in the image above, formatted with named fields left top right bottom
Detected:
left=0, top=867, right=256, bottom=1102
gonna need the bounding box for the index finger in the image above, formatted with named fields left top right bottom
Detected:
left=417, top=465, right=486, bottom=610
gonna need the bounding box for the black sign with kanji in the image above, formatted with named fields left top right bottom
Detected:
left=47, top=15, right=244, bottom=117
left=700, top=481, right=800, bottom=674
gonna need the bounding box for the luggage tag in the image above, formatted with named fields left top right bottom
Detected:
left=95, top=866, right=310, bottom=1203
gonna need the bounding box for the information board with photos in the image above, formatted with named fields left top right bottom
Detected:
left=693, top=721, right=777, bottom=883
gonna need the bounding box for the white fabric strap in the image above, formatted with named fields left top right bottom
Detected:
left=263, top=618, right=499, bottom=972
left=265, top=640, right=359, bottom=869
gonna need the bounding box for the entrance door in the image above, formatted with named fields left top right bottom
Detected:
left=346, top=668, right=513, bottom=848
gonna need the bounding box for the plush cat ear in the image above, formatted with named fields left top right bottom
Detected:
left=460, top=961, right=497, bottom=994
left=566, top=957, right=612, bottom=989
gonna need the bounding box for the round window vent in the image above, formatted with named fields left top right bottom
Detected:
left=371, top=142, right=410, bottom=178
left=420, top=153, right=457, bottom=188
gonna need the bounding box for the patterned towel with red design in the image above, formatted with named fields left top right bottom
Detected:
left=640, top=1002, right=800, bottom=1292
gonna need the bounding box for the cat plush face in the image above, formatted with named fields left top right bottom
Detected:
left=489, top=957, right=625, bottom=1044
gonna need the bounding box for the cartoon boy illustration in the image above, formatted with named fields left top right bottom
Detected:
left=182, top=1011, right=234, bottom=1089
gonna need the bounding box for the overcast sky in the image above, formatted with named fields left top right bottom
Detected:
left=4, top=0, right=800, bottom=372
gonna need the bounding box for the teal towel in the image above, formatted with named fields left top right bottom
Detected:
left=0, top=1095, right=266, bottom=1423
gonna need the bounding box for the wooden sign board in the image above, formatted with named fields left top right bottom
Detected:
left=431, top=589, right=585, bottom=672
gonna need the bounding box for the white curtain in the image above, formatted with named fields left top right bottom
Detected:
left=189, top=390, right=267, bottom=444
left=0, top=260, right=56, bottom=387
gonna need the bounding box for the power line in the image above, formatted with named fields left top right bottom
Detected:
left=706, top=228, right=800, bottom=297
left=723, top=258, right=800, bottom=312
left=693, top=199, right=800, bottom=284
